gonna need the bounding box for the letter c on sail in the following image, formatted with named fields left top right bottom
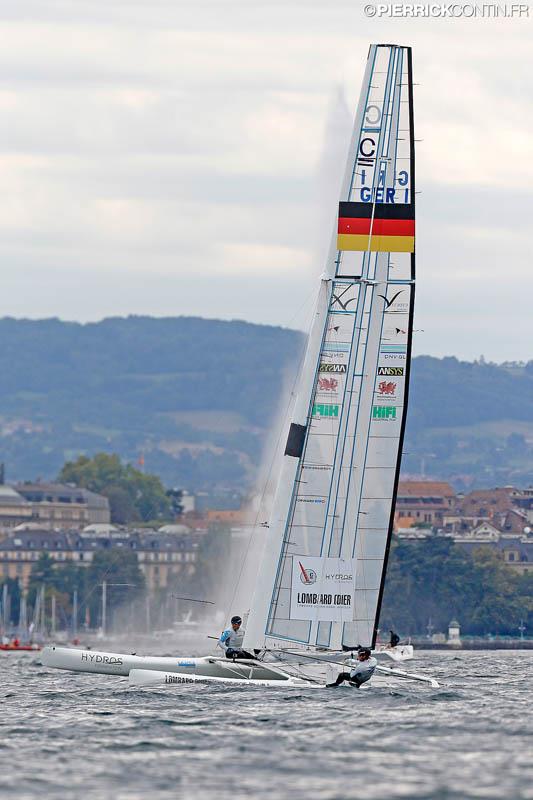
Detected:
left=365, top=104, right=381, bottom=125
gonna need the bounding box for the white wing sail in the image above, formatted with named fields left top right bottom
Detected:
left=245, top=44, right=415, bottom=652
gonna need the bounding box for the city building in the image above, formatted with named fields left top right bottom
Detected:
left=453, top=487, right=524, bottom=519
left=0, top=526, right=200, bottom=591
left=0, top=486, right=34, bottom=527
left=395, top=480, right=456, bottom=526
left=13, top=482, right=110, bottom=527
left=453, top=530, right=533, bottom=575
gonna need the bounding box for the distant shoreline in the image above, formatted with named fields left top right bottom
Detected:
left=408, top=641, right=533, bottom=651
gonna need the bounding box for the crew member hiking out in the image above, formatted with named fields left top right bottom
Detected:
left=218, top=616, right=255, bottom=660
left=327, top=647, right=377, bottom=688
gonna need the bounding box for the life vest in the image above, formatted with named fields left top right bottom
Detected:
left=219, top=627, right=245, bottom=650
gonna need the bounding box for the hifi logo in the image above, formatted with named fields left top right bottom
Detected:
left=312, top=404, right=339, bottom=418
left=372, top=406, right=397, bottom=420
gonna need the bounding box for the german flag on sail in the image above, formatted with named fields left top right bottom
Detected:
left=337, top=202, right=415, bottom=253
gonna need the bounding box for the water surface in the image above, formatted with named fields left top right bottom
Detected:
left=1, top=648, right=531, bottom=799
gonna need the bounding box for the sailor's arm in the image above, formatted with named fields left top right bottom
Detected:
left=218, top=630, right=231, bottom=651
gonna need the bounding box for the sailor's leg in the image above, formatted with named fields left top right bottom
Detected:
left=327, top=671, right=351, bottom=687
left=234, top=650, right=256, bottom=660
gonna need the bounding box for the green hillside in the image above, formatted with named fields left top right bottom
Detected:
left=0, top=317, right=531, bottom=491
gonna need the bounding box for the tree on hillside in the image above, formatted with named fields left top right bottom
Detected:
left=380, top=537, right=527, bottom=637
left=58, top=452, right=171, bottom=523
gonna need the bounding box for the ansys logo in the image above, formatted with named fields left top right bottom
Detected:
left=298, top=561, right=317, bottom=585
left=319, top=363, right=347, bottom=374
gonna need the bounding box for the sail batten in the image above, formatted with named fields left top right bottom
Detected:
left=244, top=43, right=415, bottom=652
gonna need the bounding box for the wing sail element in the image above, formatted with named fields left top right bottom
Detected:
left=244, top=44, right=416, bottom=652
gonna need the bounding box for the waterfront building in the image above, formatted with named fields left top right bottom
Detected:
left=0, top=527, right=200, bottom=590
left=395, top=480, right=456, bottom=526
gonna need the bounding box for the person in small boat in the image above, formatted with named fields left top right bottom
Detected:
left=327, top=647, right=377, bottom=688
left=389, top=630, right=400, bottom=648
left=218, top=616, right=255, bottom=660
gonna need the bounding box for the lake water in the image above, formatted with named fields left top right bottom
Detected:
left=1, top=647, right=531, bottom=800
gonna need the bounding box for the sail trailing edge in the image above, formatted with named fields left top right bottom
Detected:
left=244, top=44, right=415, bottom=652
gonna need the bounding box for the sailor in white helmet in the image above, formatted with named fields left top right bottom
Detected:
left=327, top=647, right=377, bottom=688
left=218, top=615, right=255, bottom=660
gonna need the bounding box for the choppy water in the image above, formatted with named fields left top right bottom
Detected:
left=0, top=648, right=531, bottom=800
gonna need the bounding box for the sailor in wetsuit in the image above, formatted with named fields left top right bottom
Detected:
left=218, top=616, right=255, bottom=660
left=327, top=647, right=378, bottom=688
left=389, top=630, right=401, bottom=648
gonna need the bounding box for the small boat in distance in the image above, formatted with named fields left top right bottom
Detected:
left=0, top=640, right=41, bottom=652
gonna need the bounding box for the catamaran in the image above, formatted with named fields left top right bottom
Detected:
left=43, top=43, right=435, bottom=690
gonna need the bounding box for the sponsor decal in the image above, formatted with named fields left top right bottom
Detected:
left=379, top=290, right=409, bottom=314
left=302, top=464, right=331, bottom=471
left=378, top=366, right=404, bottom=376
left=330, top=284, right=357, bottom=312
left=297, top=497, right=326, bottom=504
left=164, top=674, right=204, bottom=684
left=379, top=290, right=403, bottom=309
left=318, top=377, right=338, bottom=392
left=381, top=345, right=407, bottom=354
left=383, top=326, right=407, bottom=339
left=377, top=380, right=396, bottom=396
left=372, top=405, right=397, bottom=420
left=298, top=561, right=317, bottom=585
left=290, top=556, right=356, bottom=622
left=323, top=342, right=350, bottom=353
left=319, top=363, right=347, bottom=374
left=383, top=353, right=406, bottom=361
left=178, top=660, right=196, bottom=667
left=81, top=652, right=123, bottom=666
left=312, top=404, right=339, bottom=418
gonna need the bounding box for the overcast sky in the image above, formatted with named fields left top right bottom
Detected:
left=0, top=1, right=531, bottom=362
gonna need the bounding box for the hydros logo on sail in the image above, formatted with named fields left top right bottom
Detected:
left=291, top=556, right=356, bottom=622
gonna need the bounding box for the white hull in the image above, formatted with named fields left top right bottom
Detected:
left=41, top=646, right=320, bottom=686
left=374, top=644, right=414, bottom=662
left=41, top=645, right=438, bottom=689
left=128, top=668, right=322, bottom=689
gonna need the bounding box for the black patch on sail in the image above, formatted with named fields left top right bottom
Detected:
left=285, top=423, right=307, bottom=458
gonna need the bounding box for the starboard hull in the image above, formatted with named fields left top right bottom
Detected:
left=128, top=668, right=321, bottom=689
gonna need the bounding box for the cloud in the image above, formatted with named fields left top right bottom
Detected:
left=0, top=2, right=530, bottom=361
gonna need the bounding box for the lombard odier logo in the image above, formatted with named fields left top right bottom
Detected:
left=298, top=561, right=317, bottom=585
